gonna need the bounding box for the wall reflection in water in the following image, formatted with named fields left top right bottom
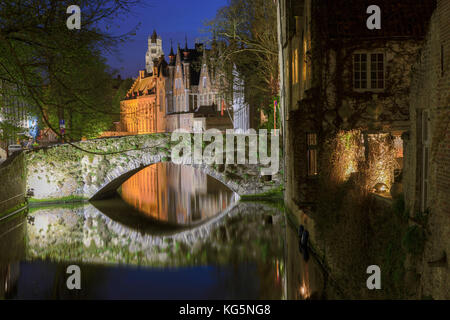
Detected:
left=120, top=163, right=235, bottom=225
left=0, top=214, right=26, bottom=299
left=0, top=202, right=286, bottom=299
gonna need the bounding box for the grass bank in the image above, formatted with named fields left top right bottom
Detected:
left=239, top=185, right=284, bottom=202
left=0, top=202, right=28, bottom=221
left=28, top=195, right=89, bottom=206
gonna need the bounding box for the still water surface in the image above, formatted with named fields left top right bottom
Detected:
left=119, top=163, right=235, bottom=226
left=1, top=163, right=298, bottom=299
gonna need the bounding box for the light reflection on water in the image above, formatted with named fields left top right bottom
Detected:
left=0, top=161, right=377, bottom=300
left=0, top=203, right=286, bottom=300
left=119, top=163, right=235, bottom=226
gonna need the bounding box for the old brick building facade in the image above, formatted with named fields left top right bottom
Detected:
left=280, top=0, right=435, bottom=209
left=165, top=41, right=232, bottom=132
left=120, top=34, right=232, bottom=134
left=120, top=61, right=167, bottom=134
left=277, top=0, right=446, bottom=298
left=405, top=0, right=449, bottom=299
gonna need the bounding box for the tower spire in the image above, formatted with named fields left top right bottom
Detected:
left=170, top=39, right=174, bottom=56
left=151, top=29, right=158, bottom=43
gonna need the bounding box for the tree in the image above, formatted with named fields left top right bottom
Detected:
left=205, top=0, right=279, bottom=128
left=0, top=0, right=142, bottom=152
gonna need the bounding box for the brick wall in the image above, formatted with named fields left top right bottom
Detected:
left=0, top=152, right=26, bottom=215
left=407, top=0, right=449, bottom=299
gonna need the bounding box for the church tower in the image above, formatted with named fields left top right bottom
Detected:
left=145, top=30, right=164, bottom=74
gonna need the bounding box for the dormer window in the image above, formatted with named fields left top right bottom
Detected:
left=353, top=53, right=385, bottom=90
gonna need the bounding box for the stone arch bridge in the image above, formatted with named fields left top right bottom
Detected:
left=25, top=133, right=276, bottom=202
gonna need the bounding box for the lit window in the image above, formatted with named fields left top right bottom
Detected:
left=353, top=53, right=384, bottom=90
left=307, top=133, right=318, bottom=176
left=292, top=48, right=299, bottom=84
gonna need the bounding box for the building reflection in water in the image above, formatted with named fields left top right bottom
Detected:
left=120, top=163, right=235, bottom=226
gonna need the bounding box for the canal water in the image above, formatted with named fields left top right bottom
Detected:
left=0, top=163, right=331, bottom=300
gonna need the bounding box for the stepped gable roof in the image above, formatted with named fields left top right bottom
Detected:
left=179, top=44, right=205, bottom=86
left=127, top=72, right=155, bottom=97
left=325, top=0, right=436, bottom=40
left=170, top=42, right=210, bottom=85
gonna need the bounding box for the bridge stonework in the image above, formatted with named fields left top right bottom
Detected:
left=25, top=133, right=279, bottom=202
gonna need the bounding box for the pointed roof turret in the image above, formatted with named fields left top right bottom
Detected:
left=169, top=40, right=175, bottom=65
left=169, top=39, right=174, bottom=56
left=151, top=29, right=158, bottom=43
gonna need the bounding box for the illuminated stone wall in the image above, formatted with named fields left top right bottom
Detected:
left=0, top=153, right=26, bottom=215
left=406, top=0, right=450, bottom=299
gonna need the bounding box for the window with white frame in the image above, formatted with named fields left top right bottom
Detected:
left=353, top=53, right=385, bottom=90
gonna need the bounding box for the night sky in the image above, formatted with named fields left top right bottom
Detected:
left=102, top=0, right=228, bottom=78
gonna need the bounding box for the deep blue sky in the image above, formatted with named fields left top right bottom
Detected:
left=102, top=0, right=228, bottom=78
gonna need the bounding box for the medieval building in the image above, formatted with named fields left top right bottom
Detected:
left=280, top=0, right=436, bottom=208
left=278, top=0, right=445, bottom=299
left=120, top=34, right=233, bottom=134
left=120, top=57, right=168, bottom=134
left=165, top=41, right=232, bottom=132
left=145, top=30, right=164, bottom=74
left=405, top=0, right=449, bottom=299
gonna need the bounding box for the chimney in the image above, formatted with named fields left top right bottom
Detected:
left=139, top=70, right=145, bottom=79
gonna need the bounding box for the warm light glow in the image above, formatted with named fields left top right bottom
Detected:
left=292, top=49, right=299, bottom=84
left=335, top=130, right=362, bottom=182
left=373, top=182, right=389, bottom=194
left=344, top=161, right=357, bottom=178
left=276, top=260, right=280, bottom=283
left=121, top=163, right=234, bottom=225
left=299, top=283, right=309, bottom=299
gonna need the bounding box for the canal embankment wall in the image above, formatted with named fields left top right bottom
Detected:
left=0, top=152, right=26, bottom=216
